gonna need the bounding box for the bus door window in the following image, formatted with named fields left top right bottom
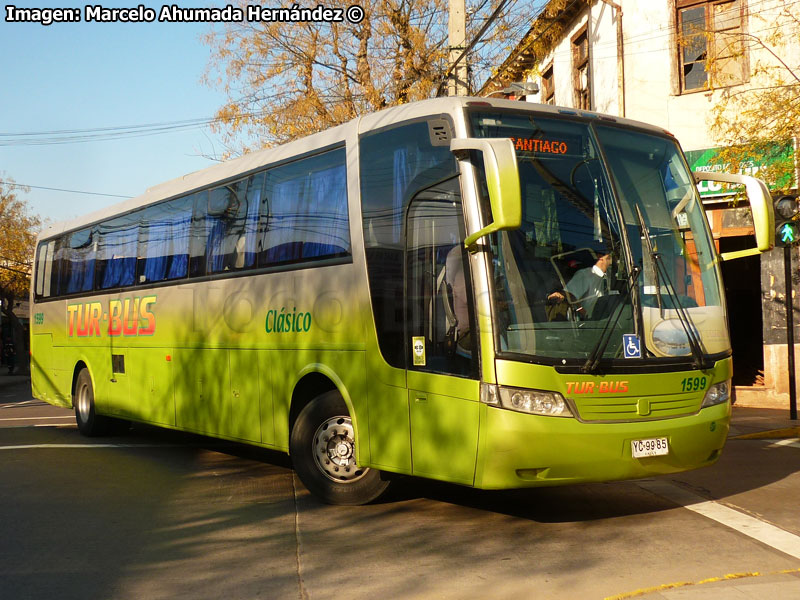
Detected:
left=406, top=177, right=477, bottom=378
left=34, top=239, right=55, bottom=299
left=359, top=120, right=458, bottom=369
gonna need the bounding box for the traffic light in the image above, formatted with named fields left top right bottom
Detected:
left=774, top=194, right=800, bottom=247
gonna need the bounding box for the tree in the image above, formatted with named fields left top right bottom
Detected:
left=707, top=1, right=800, bottom=193
left=0, top=177, right=40, bottom=374
left=204, top=0, right=539, bottom=153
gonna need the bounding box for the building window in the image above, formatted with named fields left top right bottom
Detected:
left=541, top=64, right=555, bottom=105
left=677, top=0, right=746, bottom=92
left=572, top=26, right=590, bottom=110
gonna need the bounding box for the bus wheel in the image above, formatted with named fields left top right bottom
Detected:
left=290, top=391, right=390, bottom=505
left=74, top=368, right=111, bottom=437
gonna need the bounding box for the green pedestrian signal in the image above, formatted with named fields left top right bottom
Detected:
left=779, top=221, right=799, bottom=245
left=774, top=194, right=800, bottom=247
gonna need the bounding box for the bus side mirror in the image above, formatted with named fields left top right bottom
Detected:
left=693, top=171, right=775, bottom=260
left=450, top=138, right=521, bottom=249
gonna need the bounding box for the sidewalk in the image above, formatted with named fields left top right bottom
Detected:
left=729, top=405, right=800, bottom=439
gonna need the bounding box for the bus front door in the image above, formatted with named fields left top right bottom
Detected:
left=406, top=186, right=481, bottom=485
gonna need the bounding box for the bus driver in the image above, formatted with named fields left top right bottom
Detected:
left=565, top=251, right=613, bottom=318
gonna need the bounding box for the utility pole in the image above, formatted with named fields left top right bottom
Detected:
left=448, top=0, right=468, bottom=96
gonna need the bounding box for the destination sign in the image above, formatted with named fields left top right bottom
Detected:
left=510, top=136, right=569, bottom=155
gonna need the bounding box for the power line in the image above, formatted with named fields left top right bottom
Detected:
left=0, top=110, right=267, bottom=147
left=0, top=117, right=212, bottom=137
left=0, top=180, right=132, bottom=199
left=0, top=119, right=213, bottom=147
left=437, top=0, right=517, bottom=96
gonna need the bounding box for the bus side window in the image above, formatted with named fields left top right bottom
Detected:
left=58, top=228, right=96, bottom=295
left=258, top=148, right=349, bottom=268
left=200, top=173, right=264, bottom=275
left=205, top=178, right=246, bottom=274
left=139, top=195, right=193, bottom=283
left=238, top=172, right=265, bottom=269
left=96, top=214, right=139, bottom=290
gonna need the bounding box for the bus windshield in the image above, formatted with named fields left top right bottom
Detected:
left=468, top=110, right=729, bottom=364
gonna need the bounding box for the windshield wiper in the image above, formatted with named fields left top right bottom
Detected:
left=581, top=265, right=641, bottom=373
left=634, top=205, right=711, bottom=370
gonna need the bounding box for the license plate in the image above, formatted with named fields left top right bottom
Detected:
left=631, top=437, right=669, bottom=458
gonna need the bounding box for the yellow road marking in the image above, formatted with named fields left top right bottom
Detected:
left=605, top=568, right=800, bottom=599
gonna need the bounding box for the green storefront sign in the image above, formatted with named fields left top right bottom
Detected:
left=686, top=144, right=795, bottom=198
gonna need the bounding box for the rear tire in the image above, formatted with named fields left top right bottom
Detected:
left=290, top=391, right=390, bottom=505
left=74, top=368, right=112, bottom=437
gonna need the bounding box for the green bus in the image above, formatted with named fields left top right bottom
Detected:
left=30, top=98, right=774, bottom=505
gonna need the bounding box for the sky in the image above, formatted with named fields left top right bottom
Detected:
left=0, top=1, right=230, bottom=224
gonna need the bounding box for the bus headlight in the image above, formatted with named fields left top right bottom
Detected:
left=701, top=380, right=730, bottom=408
left=481, top=383, right=573, bottom=417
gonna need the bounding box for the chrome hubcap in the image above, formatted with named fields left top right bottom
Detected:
left=76, top=383, right=90, bottom=423
left=312, top=416, right=368, bottom=483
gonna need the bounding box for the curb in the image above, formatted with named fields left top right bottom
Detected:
left=730, top=427, right=800, bottom=440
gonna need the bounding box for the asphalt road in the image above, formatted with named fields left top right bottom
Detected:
left=2, top=378, right=800, bottom=599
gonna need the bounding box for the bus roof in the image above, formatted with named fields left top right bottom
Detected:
left=37, top=97, right=670, bottom=242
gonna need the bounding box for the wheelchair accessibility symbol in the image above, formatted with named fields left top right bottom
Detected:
left=623, top=334, right=641, bottom=359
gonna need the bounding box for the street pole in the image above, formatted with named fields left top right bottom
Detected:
left=785, top=245, right=797, bottom=420
left=448, top=0, right=468, bottom=96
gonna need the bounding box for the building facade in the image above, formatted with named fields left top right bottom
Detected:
left=483, top=0, right=800, bottom=406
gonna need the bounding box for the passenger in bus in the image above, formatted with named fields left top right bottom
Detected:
left=564, top=251, right=613, bottom=318
left=444, top=243, right=471, bottom=357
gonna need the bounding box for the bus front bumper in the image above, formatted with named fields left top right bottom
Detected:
left=473, top=401, right=731, bottom=489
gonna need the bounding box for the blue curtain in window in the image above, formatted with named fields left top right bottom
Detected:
left=66, top=251, right=82, bottom=294
left=260, top=150, right=349, bottom=266
left=242, top=185, right=261, bottom=267
left=100, top=223, right=138, bottom=289
left=264, top=178, right=305, bottom=264
left=143, top=220, right=170, bottom=282
left=206, top=216, right=226, bottom=273
left=142, top=204, right=191, bottom=282
left=166, top=207, right=190, bottom=279
left=392, top=150, right=411, bottom=244
left=205, top=179, right=257, bottom=273
left=304, top=164, right=348, bottom=257
left=66, top=235, right=95, bottom=294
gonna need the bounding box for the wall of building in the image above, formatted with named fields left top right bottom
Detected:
left=526, top=0, right=799, bottom=152
left=527, top=2, right=620, bottom=114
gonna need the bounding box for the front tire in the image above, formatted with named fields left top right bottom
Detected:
left=74, top=368, right=111, bottom=437
left=290, top=391, right=390, bottom=505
